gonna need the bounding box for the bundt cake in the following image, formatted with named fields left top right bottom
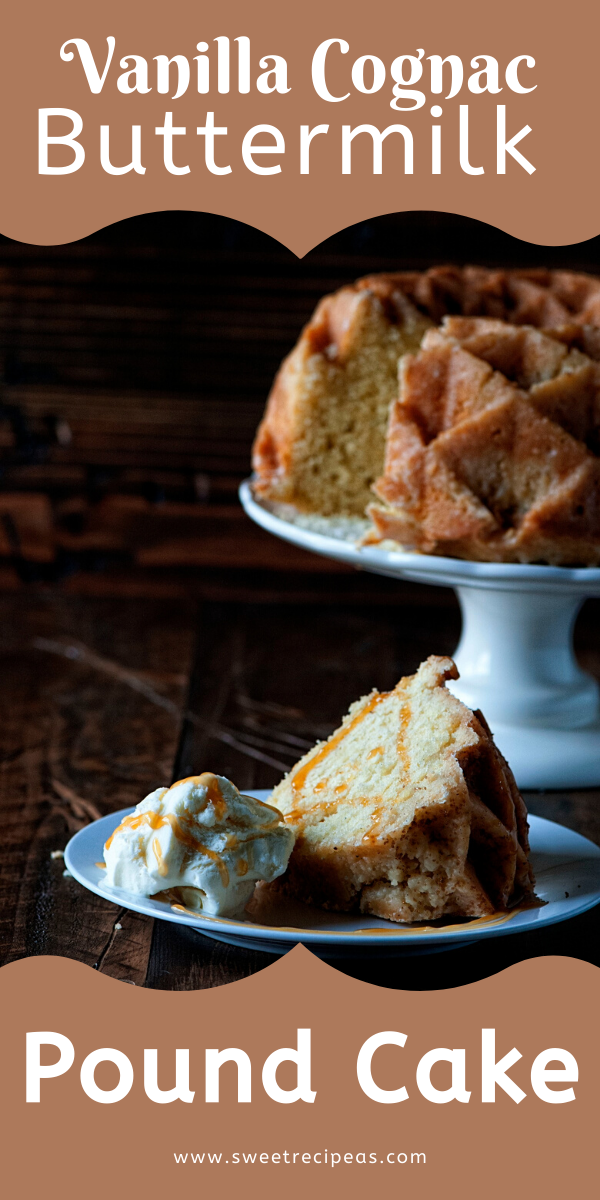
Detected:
left=252, top=266, right=600, bottom=563
left=267, top=656, right=535, bottom=923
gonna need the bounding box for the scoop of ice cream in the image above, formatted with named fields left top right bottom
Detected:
left=103, top=773, right=295, bottom=916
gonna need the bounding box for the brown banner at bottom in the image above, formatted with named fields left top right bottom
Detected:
left=0, top=949, right=596, bottom=1199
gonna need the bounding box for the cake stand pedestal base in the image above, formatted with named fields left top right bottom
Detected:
left=448, top=586, right=600, bottom=790
left=472, top=721, right=600, bottom=791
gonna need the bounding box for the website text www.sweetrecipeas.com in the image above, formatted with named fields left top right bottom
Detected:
left=173, top=1149, right=426, bottom=1167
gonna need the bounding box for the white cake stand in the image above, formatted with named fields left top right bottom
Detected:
left=240, top=481, right=600, bottom=790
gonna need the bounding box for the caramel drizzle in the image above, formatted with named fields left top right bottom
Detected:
left=397, top=697, right=412, bottom=773
left=105, top=805, right=230, bottom=887
left=169, top=774, right=283, bottom=822
left=103, top=773, right=284, bottom=887
left=351, top=907, right=530, bottom=936
left=361, top=800, right=384, bottom=845
left=152, top=838, right=168, bottom=877
left=158, top=900, right=535, bottom=936
left=283, top=691, right=399, bottom=829
left=172, top=903, right=204, bottom=918
left=250, top=796, right=286, bottom=820
left=288, top=692, right=388, bottom=818
left=167, top=772, right=228, bottom=820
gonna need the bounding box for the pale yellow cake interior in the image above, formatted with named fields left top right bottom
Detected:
left=269, top=656, right=533, bottom=923
left=252, top=286, right=430, bottom=515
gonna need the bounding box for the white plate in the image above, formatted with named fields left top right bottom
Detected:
left=65, top=795, right=600, bottom=958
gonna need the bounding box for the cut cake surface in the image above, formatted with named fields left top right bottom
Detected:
left=252, top=278, right=430, bottom=515
left=268, top=656, right=534, bottom=923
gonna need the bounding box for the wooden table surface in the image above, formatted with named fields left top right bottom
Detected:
left=1, top=585, right=599, bottom=991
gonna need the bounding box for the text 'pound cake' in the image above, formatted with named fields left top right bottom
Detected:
left=268, top=656, right=535, bottom=923
left=252, top=266, right=600, bottom=562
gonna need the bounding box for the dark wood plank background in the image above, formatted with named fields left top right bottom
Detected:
left=1, top=210, right=599, bottom=991
left=1, top=210, right=600, bottom=597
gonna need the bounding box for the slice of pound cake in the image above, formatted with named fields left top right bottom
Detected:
left=269, top=656, right=534, bottom=922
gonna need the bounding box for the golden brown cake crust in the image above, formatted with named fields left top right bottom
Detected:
left=369, top=317, right=600, bottom=564
left=267, top=656, right=535, bottom=924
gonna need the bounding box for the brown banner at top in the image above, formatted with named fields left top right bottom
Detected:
left=0, top=0, right=597, bottom=254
